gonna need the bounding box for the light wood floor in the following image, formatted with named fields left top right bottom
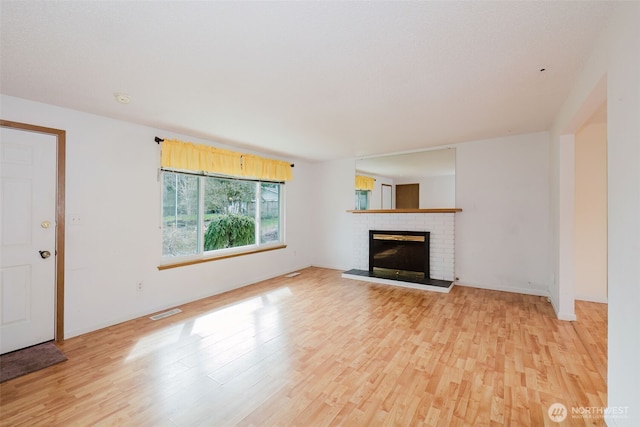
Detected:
left=0, top=267, right=607, bottom=426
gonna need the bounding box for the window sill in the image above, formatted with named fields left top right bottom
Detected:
left=158, top=244, right=287, bottom=270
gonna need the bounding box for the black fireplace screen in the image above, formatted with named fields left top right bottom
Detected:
left=369, top=230, right=430, bottom=278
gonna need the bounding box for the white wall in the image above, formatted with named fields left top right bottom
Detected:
left=575, top=120, right=607, bottom=303
left=455, top=132, right=551, bottom=296
left=550, top=3, right=639, bottom=424
left=603, top=5, right=639, bottom=423
left=308, top=158, right=354, bottom=270
left=312, top=131, right=553, bottom=299
left=0, top=94, right=313, bottom=338
left=556, top=134, right=577, bottom=320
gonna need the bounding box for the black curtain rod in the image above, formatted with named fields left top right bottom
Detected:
left=154, top=136, right=294, bottom=167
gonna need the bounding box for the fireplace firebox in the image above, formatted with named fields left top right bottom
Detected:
left=343, top=224, right=453, bottom=292
left=369, top=230, right=430, bottom=279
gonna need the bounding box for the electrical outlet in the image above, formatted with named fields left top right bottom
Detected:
left=137, top=282, right=143, bottom=292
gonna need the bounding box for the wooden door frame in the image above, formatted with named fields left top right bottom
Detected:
left=1, top=120, right=66, bottom=342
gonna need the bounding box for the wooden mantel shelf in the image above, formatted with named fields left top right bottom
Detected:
left=347, top=208, right=462, bottom=214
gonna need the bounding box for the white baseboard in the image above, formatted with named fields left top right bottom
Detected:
left=310, top=263, right=351, bottom=272
left=556, top=311, right=577, bottom=321
left=575, top=295, right=608, bottom=304
left=548, top=294, right=577, bottom=321
left=65, top=263, right=314, bottom=339
left=455, top=281, right=550, bottom=298
left=454, top=281, right=580, bottom=320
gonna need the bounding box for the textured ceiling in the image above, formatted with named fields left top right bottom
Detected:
left=0, top=1, right=618, bottom=162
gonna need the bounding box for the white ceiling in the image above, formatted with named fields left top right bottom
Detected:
left=0, top=1, right=618, bottom=162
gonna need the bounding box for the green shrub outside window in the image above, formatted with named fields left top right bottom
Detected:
left=162, top=172, right=283, bottom=258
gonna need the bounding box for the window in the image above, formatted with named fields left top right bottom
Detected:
left=162, top=171, right=283, bottom=259
left=355, top=190, right=370, bottom=210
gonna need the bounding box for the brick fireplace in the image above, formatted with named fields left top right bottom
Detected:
left=343, top=210, right=458, bottom=292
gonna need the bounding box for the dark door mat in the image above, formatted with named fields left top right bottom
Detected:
left=0, top=341, right=67, bottom=383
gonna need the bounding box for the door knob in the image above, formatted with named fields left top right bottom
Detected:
left=39, top=250, right=51, bottom=259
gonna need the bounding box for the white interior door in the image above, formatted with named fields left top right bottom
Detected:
left=382, top=184, right=392, bottom=209
left=0, top=127, right=57, bottom=354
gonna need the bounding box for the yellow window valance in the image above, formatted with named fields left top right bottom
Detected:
left=161, top=139, right=293, bottom=181
left=355, top=175, right=375, bottom=191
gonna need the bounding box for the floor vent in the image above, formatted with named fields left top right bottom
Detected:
left=149, top=308, right=182, bottom=321
left=285, top=272, right=301, bottom=278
